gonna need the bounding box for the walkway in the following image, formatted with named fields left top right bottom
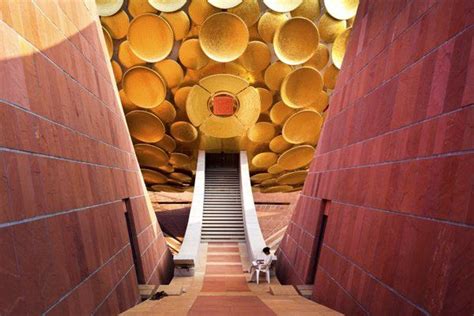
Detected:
left=122, top=243, right=340, bottom=315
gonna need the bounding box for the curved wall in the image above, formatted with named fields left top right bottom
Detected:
left=0, top=1, right=172, bottom=314
left=277, top=0, right=473, bottom=315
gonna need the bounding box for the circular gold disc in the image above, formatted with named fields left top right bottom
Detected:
left=264, top=62, right=292, bottom=91
left=263, top=0, right=302, bottom=12
left=159, top=164, right=175, bottom=173
left=174, top=86, right=192, bottom=111
left=111, top=60, right=122, bottom=83
left=278, top=145, right=314, bottom=170
left=161, top=11, right=191, bottom=40
left=128, top=0, right=157, bottom=17
left=281, top=67, right=323, bottom=108
left=261, top=185, right=293, bottom=193
left=268, top=164, right=284, bottom=174
left=189, top=0, right=220, bottom=25
left=291, top=0, right=320, bottom=20
left=126, top=110, right=165, bottom=143
left=170, top=121, right=198, bottom=142
left=208, top=0, right=242, bottom=9
left=269, top=101, right=296, bottom=126
left=332, top=28, right=352, bottom=69
left=122, top=66, right=166, bottom=109
left=238, top=41, right=271, bottom=72
left=96, top=0, right=124, bottom=16
left=319, top=13, right=347, bottom=43
left=257, top=11, right=288, bottom=44
left=148, top=0, right=187, bottom=12
left=257, top=88, right=273, bottom=113
left=119, top=90, right=138, bottom=113
left=261, top=178, right=277, bottom=187
left=308, top=91, right=329, bottom=113
left=170, top=152, right=191, bottom=167
left=199, top=12, right=249, bottom=62
left=247, top=122, right=276, bottom=143
left=277, top=170, right=308, bottom=185
left=228, top=0, right=260, bottom=27
left=323, top=64, right=340, bottom=89
left=179, top=39, right=210, bottom=69
left=128, top=14, right=174, bottom=62
left=141, top=168, right=168, bottom=185
left=324, top=0, right=359, bottom=20
left=269, top=135, right=292, bottom=153
left=134, top=143, right=169, bottom=167
left=150, top=100, right=177, bottom=123
left=250, top=173, right=273, bottom=183
left=170, top=172, right=192, bottom=183
left=118, top=41, right=146, bottom=68
left=252, top=152, right=278, bottom=169
left=153, top=59, right=184, bottom=88
left=282, top=109, right=323, bottom=144
left=274, top=17, right=319, bottom=65
left=303, top=43, right=329, bottom=70
left=102, top=27, right=113, bottom=59
left=101, top=10, right=129, bottom=39
left=155, top=134, right=177, bottom=152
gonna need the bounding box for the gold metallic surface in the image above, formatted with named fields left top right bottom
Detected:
left=155, top=134, right=177, bottom=152
left=269, top=101, right=296, bottom=126
left=324, top=0, right=359, bottom=20
left=250, top=173, right=273, bottom=183
left=141, top=168, right=168, bottom=184
left=186, top=85, right=212, bottom=126
left=277, top=170, right=308, bottom=185
left=159, top=164, right=175, bottom=173
left=134, top=143, right=169, bottom=167
left=264, top=62, right=292, bottom=91
left=268, top=163, right=284, bottom=174
left=199, top=74, right=248, bottom=94
left=102, top=27, right=113, bottom=59
left=257, top=87, right=273, bottom=113
left=128, top=14, right=174, bottom=62
left=208, top=0, right=242, bottom=9
left=303, top=43, right=329, bottom=70
left=174, top=87, right=192, bottom=113
left=199, top=12, right=249, bottom=62
left=257, top=11, right=288, bottom=44
left=308, top=90, right=329, bottom=113
left=247, top=122, right=276, bottom=143
left=260, top=185, right=293, bottom=193
left=128, top=0, right=157, bottom=17
left=291, top=0, right=320, bottom=20
left=274, top=17, right=319, bottom=65
left=151, top=184, right=185, bottom=192
left=126, top=110, right=166, bottom=143
left=161, top=11, right=191, bottom=40
left=263, top=0, right=302, bottom=12
left=235, top=86, right=261, bottom=126
left=332, top=28, right=351, bottom=69
left=252, top=152, right=278, bottom=169
left=170, top=121, right=199, bottom=142
left=200, top=115, right=246, bottom=138
left=269, top=135, right=292, bottom=153
left=228, top=0, right=260, bottom=27
left=282, top=109, right=322, bottom=144
left=278, top=145, right=315, bottom=170
left=179, top=39, right=210, bottom=70
left=96, top=0, right=124, bottom=16
left=189, top=0, right=220, bottom=25
left=111, top=60, right=122, bottom=83
left=150, top=100, right=177, bottom=123
left=238, top=41, right=271, bottom=72
left=318, top=13, right=347, bottom=43
left=118, top=41, right=146, bottom=68
left=170, top=152, right=191, bottom=167
left=248, top=24, right=263, bottom=41
left=153, top=59, right=184, bottom=88
left=260, top=178, right=277, bottom=187
left=101, top=10, right=129, bottom=39
left=170, top=172, right=192, bottom=183
left=122, top=66, right=166, bottom=108
left=148, top=0, right=187, bottom=12
left=323, top=63, right=340, bottom=89
left=119, top=90, right=138, bottom=113
left=281, top=67, right=323, bottom=108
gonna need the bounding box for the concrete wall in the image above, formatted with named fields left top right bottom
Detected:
left=276, top=0, right=473, bottom=315
left=0, top=1, right=173, bottom=314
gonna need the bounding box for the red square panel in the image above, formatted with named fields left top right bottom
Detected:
left=212, top=95, right=234, bottom=116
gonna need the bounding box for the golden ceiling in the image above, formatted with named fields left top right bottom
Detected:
left=98, top=0, right=358, bottom=193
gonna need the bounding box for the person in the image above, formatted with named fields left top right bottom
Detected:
left=248, top=247, right=273, bottom=282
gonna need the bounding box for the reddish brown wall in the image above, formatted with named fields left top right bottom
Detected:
left=0, top=1, right=172, bottom=314
left=277, top=0, right=473, bottom=315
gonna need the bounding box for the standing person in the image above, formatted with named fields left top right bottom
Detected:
left=249, top=247, right=273, bottom=282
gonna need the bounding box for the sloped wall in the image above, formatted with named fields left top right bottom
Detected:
left=0, top=1, right=173, bottom=314
left=277, top=0, right=473, bottom=314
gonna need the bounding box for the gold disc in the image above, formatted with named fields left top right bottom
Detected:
left=102, top=27, right=113, bottom=59
left=264, top=62, right=292, bottom=91
left=155, top=134, right=177, bottom=152
left=199, top=73, right=249, bottom=94
left=189, top=0, right=220, bottom=25
left=319, top=13, right=347, bottom=43
left=179, top=39, right=210, bottom=69
left=238, top=41, right=271, bottom=72
left=257, top=88, right=273, bottom=113
left=119, top=90, right=139, bottom=113
left=111, top=60, right=122, bottom=83
left=257, top=11, right=288, bottom=44
left=277, top=170, right=308, bottom=185
left=96, top=0, right=124, bottom=16
left=101, top=10, right=129, bottom=39
left=122, top=66, right=166, bottom=109
left=170, top=121, right=198, bottom=142
left=269, top=101, right=296, bottom=126
left=186, top=85, right=212, bottom=126
left=274, top=17, right=319, bottom=65
left=268, top=164, right=284, bottom=174
left=261, top=178, right=277, bottom=187
left=170, top=172, right=192, bottom=183
left=260, top=185, right=293, bottom=193
left=199, top=12, right=249, bottom=63
left=159, top=164, right=175, bottom=173
left=200, top=115, right=246, bottom=138
left=269, top=135, right=292, bottom=153
left=128, top=14, right=174, bottom=62
left=228, top=0, right=260, bottom=27
left=128, top=0, right=157, bottom=17
left=118, top=41, right=146, bottom=68
left=263, top=0, right=302, bottom=12
left=141, top=168, right=168, bottom=185
left=324, top=0, right=359, bottom=20
left=248, top=24, right=263, bottom=41
left=208, top=0, right=242, bottom=9
left=303, top=43, right=329, bottom=70
left=161, top=11, right=191, bottom=40
left=250, top=173, right=273, bottom=183
left=307, top=91, right=329, bottom=113
left=126, top=110, right=165, bottom=143
left=150, top=100, right=177, bottom=123
left=332, top=28, right=352, bottom=69
left=282, top=109, right=322, bottom=144
left=153, top=59, right=184, bottom=88
left=281, top=67, right=323, bottom=108
left=323, top=64, right=340, bottom=89
left=252, top=152, right=278, bottom=169
left=148, top=0, right=187, bottom=12
left=174, top=86, right=192, bottom=111
left=291, top=0, right=320, bottom=20
left=247, top=122, right=276, bottom=143
left=235, top=86, right=261, bottom=127
left=278, top=145, right=314, bottom=170
left=170, top=152, right=191, bottom=167
left=134, top=143, right=169, bottom=167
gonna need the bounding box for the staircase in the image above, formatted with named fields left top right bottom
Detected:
left=201, top=167, right=245, bottom=242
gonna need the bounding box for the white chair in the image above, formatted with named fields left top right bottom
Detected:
left=256, top=263, right=271, bottom=285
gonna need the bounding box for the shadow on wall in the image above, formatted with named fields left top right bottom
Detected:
left=0, top=1, right=173, bottom=314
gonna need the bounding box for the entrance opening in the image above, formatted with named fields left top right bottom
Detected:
left=205, top=153, right=239, bottom=168
left=123, top=198, right=145, bottom=284
left=307, top=199, right=330, bottom=284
